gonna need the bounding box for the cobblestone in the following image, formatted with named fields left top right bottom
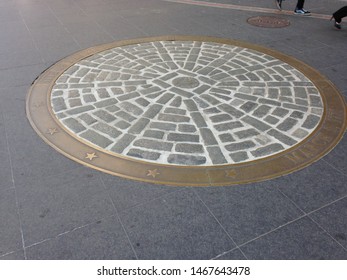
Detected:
left=51, top=40, right=324, bottom=165
left=80, top=130, right=112, bottom=148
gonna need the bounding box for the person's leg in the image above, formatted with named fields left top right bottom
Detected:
left=296, top=0, right=305, bottom=10
left=333, top=6, right=347, bottom=23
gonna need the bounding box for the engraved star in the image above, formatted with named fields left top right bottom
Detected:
left=85, top=152, right=98, bottom=161
left=225, top=169, right=237, bottom=178
left=147, top=169, right=160, bottom=178
left=46, top=128, right=58, bottom=135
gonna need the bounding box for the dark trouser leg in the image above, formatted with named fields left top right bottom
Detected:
left=296, top=0, right=305, bottom=10
left=333, top=6, right=347, bottom=23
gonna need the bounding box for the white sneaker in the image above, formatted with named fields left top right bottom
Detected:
left=294, top=9, right=311, bottom=16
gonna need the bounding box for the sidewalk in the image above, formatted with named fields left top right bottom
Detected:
left=0, top=0, right=346, bottom=260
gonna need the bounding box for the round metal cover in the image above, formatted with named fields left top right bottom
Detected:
left=247, top=16, right=290, bottom=28
left=26, top=35, right=347, bottom=186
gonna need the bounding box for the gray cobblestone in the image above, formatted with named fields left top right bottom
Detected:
left=119, top=101, right=143, bottom=116
left=127, top=148, right=161, bottom=161
left=214, top=121, right=243, bottom=132
left=105, top=105, right=120, bottom=113
left=158, top=113, right=190, bottom=123
left=175, top=143, right=204, bottom=153
left=110, top=134, right=136, bottom=153
left=52, top=97, right=67, bottom=112
left=178, top=124, right=196, bottom=133
left=267, top=129, right=297, bottom=146
left=302, top=114, right=321, bottom=129
left=210, top=114, right=233, bottom=123
left=134, top=139, right=173, bottom=152
left=66, top=105, right=94, bottom=115
left=168, top=133, right=199, bottom=142
left=283, top=103, right=308, bottom=112
left=290, top=111, right=304, bottom=119
left=252, top=105, right=271, bottom=118
left=199, top=128, right=218, bottom=145
left=191, top=112, right=208, bottom=128
left=62, top=118, right=86, bottom=133
left=229, top=151, right=249, bottom=162
left=80, top=130, right=112, bottom=148
left=272, top=107, right=289, bottom=117
left=206, top=146, right=227, bottom=164
left=264, top=115, right=280, bottom=125
left=117, top=92, right=140, bottom=101
left=170, top=87, right=194, bottom=98
left=143, top=130, right=165, bottom=139
left=225, top=140, right=256, bottom=152
left=94, top=98, right=118, bottom=108
left=241, top=101, right=257, bottom=112
left=277, top=117, right=298, bottom=131
left=292, top=128, right=309, bottom=139
left=143, top=104, right=162, bottom=119
left=200, top=94, right=221, bottom=105
left=242, top=116, right=271, bottom=131
left=135, top=97, right=150, bottom=107
left=219, top=133, right=235, bottom=143
left=114, top=120, right=130, bottom=130
left=157, top=92, right=175, bottom=104
left=251, top=143, right=284, bottom=158
left=79, top=113, right=97, bottom=125
left=235, top=128, right=259, bottom=139
left=258, top=98, right=281, bottom=107
left=309, top=95, right=323, bottom=107
left=218, top=104, right=244, bottom=118
left=193, top=97, right=209, bottom=108
left=83, top=94, right=97, bottom=103
left=234, top=93, right=258, bottom=102
left=93, top=123, right=121, bottom=138
left=128, top=118, right=150, bottom=134
left=167, top=154, right=206, bottom=165
left=93, top=110, right=117, bottom=123
left=115, top=110, right=136, bottom=122
left=150, top=122, right=176, bottom=131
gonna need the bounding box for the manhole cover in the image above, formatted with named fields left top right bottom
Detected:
left=27, top=36, right=346, bottom=186
left=247, top=16, right=290, bottom=28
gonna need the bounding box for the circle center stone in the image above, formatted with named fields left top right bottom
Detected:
left=172, top=76, right=200, bottom=89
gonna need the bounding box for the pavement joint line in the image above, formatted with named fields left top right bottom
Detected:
left=164, top=0, right=333, bottom=20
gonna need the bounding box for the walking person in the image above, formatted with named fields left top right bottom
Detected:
left=275, top=0, right=311, bottom=15
left=331, top=6, right=347, bottom=29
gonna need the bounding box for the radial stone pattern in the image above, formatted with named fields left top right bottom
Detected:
left=51, top=41, right=323, bottom=166
left=27, top=36, right=346, bottom=186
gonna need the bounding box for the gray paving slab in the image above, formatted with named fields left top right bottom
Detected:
left=274, top=160, right=347, bottom=213
left=119, top=189, right=236, bottom=259
left=194, top=183, right=303, bottom=245
left=322, top=138, right=347, bottom=175
left=240, top=217, right=347, bottom=260
left=16, top=168, right=116, bottom=246
left=0, top=152, right=13, bottom=192
left=26, top=216, right=137, bottom=260
left=0, top=64, right=48, bottom=88
left=101, top=175, right=178, bottom=213
left=0, top=189, right=23, bottom=257
left=309, top=197, right=347, bottom=249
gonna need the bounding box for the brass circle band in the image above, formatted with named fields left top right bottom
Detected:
left=26, top=36, right=347, bottom=186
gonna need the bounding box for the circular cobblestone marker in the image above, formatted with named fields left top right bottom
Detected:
left=247, top=16, right=290, bottom=28
left=27, top=36, right=346, bottom=186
